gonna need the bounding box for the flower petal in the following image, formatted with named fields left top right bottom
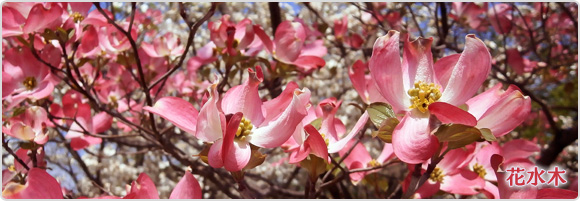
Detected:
left=125, top=173, right=160, bottom=199
left=169, top=171, right=202, bottom=199
left=466, top=83, right=506, bottom=119
left=2, top=168, right=62, bottom=199
left=262, top=81, right=299, bottom=123
left=536, top=188, right=578, bottom=199
left=144, top=97, right=198, bottom=135
left=433, top=54, right=460, bottom=89
left=274, top=21, right=306, bottom=63
left=304, top=124, right=329, bottom=163
left=476, top=88, right=531, bottom=137
left=221, top=113, right=252, bottom=172
left=392, top=110, right=440, bottom=164
left=369, top=30, right=408, bottom=112
left=428, top=102, right=477, bottom=126
left=500, top=139, right=540, bottom=162
left=439, top=169, right=485, bottom=195
left=221, top=68, right=264, bottom=125
left=196, top=83, right=225, bottom=142
left=208, top=139, right=224, bottom=168
left=440, top=34, right=491, bottom=106
left=328, top=111, right=369, bottom=153
left=249, top=88, right=310, bottom=148
left=349, top=60, right=369, bottom=104
left=402, top=35, right=436, bottom=87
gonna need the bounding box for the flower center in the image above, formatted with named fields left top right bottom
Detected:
left=22, top=77, right=37, bottom=91
left=71, top=12, right=84, bottom=23
left=429, top=167, right=445, bottom=183
left=473, top=163, right=487, bottom=178
left=367, top=159, right=381, bottom=168
left=236, top=117, right=253, bottom=141
left=319, top=133, right=330, bottom=146
left=407, top=81, right=442, bottom=113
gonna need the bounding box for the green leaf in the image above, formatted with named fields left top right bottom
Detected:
left=366, top=102, right=396, bottom=128
left=371, top=117, right=399, bottom=143
left=309, top=117, right=323, bottom=130
left=479, top=128, right=496, bottom=142
left=434, top=124, right=482, bottom=149
left=11, top=107, right=26, bottom=117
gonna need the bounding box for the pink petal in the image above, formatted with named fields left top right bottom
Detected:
left=466, top=83, right=506, bottom=119
left=169, top=171, right=202, bottom=199
left=339, top=139, right=371, bottom=169
left=414, top=180, right=441, bottom=198
left=501, top=139, right=540, bottom=162
left=369, top=30, right=408, bottom=112
left=76, top=25, right=101, bottom=58
left=144, top=97, right=199, bottom=135
left=300, top=40, right=327, bottom=58
left=2, top=168, right=62, bottom=199
left=328, top=111, right=369, bottom=153
left=196, top=83, right=225, bottom=142
left=274, top=21, right=306, bottom=63
left=253, top=25, right=273, bottom=54
left=208, top=139, right=224, bottom=168
left=70, top=137, right=90, bottom=151
left=141, top=42, right=161, bottom=57
left=433, top=54, right=460, bottom=89
left=481, top=181, right=500, bottom=199
left=348, top=60, right=369, bottom=104
left=428, top=102, right=477, bottom=126
left=304, top=124, right=329, bottom=163
left=124, top=173, right=160, bottom=199
left=249, top=88, right=310, bottom=148
left=401, top=35, right=436, bottom=87
left=292, top=55, right=326, bottom=73
left=536, top=188, right=578, bottom=199
left=439, top=34, right=491, bottom=106
left=221, top=113, right=252, bottom=172
left=392, top=110, right=439, bottom=164
left=488, top=3, right=513, bottom=34
left=221, top=68, right=264, bottom=125
left=490, top=154, right=537, bottom=199
left=93, top=112, right=113, bottom=133
left=476, top=89, right=531, bottom=137
left=262, top=81, right=299, bottom=123
left=440, top=170, right=485, bottom=195
left=376, top=143, right=395, bottom=163
left=506, top=48, right=527, bottom=75
left=22, top=4, right=64, bottom=34
left=347, top=161, right=367, bottom=183
left=10, top=123, right=36, bottom=141
left=438, top=146, right=474, bottom=174
left=69, top=2, right=92, bottom=16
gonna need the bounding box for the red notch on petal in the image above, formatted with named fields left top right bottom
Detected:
left=221, top=112, right=243, bottom=164
left=428, top=102, right=477, bottom=126
left=303, top=124, right=329, bottom=163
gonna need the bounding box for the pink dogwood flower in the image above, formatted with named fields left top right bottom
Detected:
left=369, top=31, right=491, bottom=164
left=141, top=32, right=185, bottom=58
left=465, top=83, right=531, bottom=138
left=2, top=45, right=60, bottom=108
left=2, top=168, right=63, bottom=199
left=254, top=20, right=326, bottom=73
left=339, top=140, right=394, bottom=184
left=121, top=171, right=202, bottom=199
left=490, top=154, right=577, bottom=199
left=408, top=145, right=485, bottom=198
left=467, top=139, right=540, bottom=198
left=284, top=97, right=369, bottom=163
left=5, top=106, right=50, bottom=145
left=348, top=60, right=388, bottom=104
left=145, top=67, right=311, bottom=172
